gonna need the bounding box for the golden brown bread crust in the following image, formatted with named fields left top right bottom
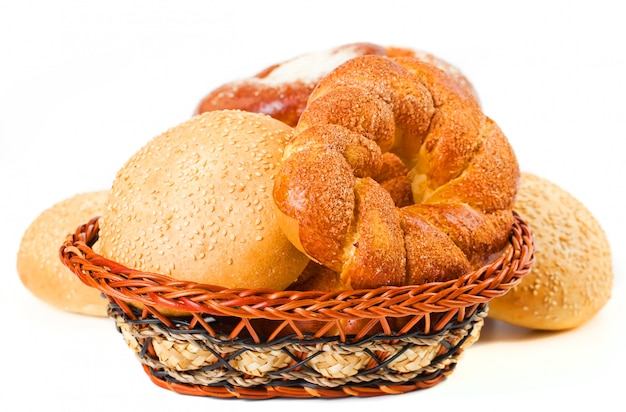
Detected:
left=488, top=173, right=613, bottom=330
left=196, top=43, right=477, bottom=128
left=17, top=191, right=110, bottom=317
left=197, top=42, right=477, bottom=219
left=274, top=55, right=519, bottom=290
left=196, top=43, right=388, bottom=127
left=197, top=80, right=314, bottom=128
left=342, top=178, right=406, bottom=288
left=98, top=110, right=309, bottom=291
left=371, top=152, right=413, bottom=208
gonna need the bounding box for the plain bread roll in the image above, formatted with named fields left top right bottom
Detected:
left=99, top=110, right=309, bottom=290
left=17, top=191, right=109, bottom=317
left=488, top=172, right=613, bottom=330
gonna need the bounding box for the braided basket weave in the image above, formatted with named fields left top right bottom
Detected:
left=60, top=212, right=534, bottom=399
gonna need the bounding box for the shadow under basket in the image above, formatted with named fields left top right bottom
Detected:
left=61, top=212, right=534, bottom=399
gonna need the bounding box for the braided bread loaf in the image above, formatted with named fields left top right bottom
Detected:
left=273, top=55, right=519, bottom=290
left=197, top=43, right=479, bottom=212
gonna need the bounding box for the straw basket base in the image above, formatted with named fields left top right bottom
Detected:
left=61, top=212, right=534, bottom=400
left=110, top=303, right=487, bottom=399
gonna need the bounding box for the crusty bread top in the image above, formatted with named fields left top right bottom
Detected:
left=196, top=42, right=478, bottom=128
left=197, top=43, right=387, bottom=127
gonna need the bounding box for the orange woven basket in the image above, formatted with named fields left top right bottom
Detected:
left=60, top=212, right=534, bottom=399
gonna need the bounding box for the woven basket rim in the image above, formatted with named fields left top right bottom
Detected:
left=60, top=211, right=534, bottom=320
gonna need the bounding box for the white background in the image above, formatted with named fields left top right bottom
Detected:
left=1, top=1, right=625, bottom=410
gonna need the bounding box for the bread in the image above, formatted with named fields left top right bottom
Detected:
left=196, top=42, right=477, bottom=128
left=98, top=110, right=309, bottom=290
left=196, top=43, right=386, bottom=127
left=197, top=43, right=479, bottom=212
left=273, top=54, right=519, bottom=290
left=488, top=172, right=613, bottom=330
left=17, top=191, right=109, bottom=316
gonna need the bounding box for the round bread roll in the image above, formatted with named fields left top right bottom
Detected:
left=17, top=191, right=109, bottom=317
left=488, top=172, right=613, bottom=330
left=99, top=110, right=309, bottom=290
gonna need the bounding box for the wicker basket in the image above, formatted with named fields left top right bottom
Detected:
left=60, top=212, right=534, bottom=399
